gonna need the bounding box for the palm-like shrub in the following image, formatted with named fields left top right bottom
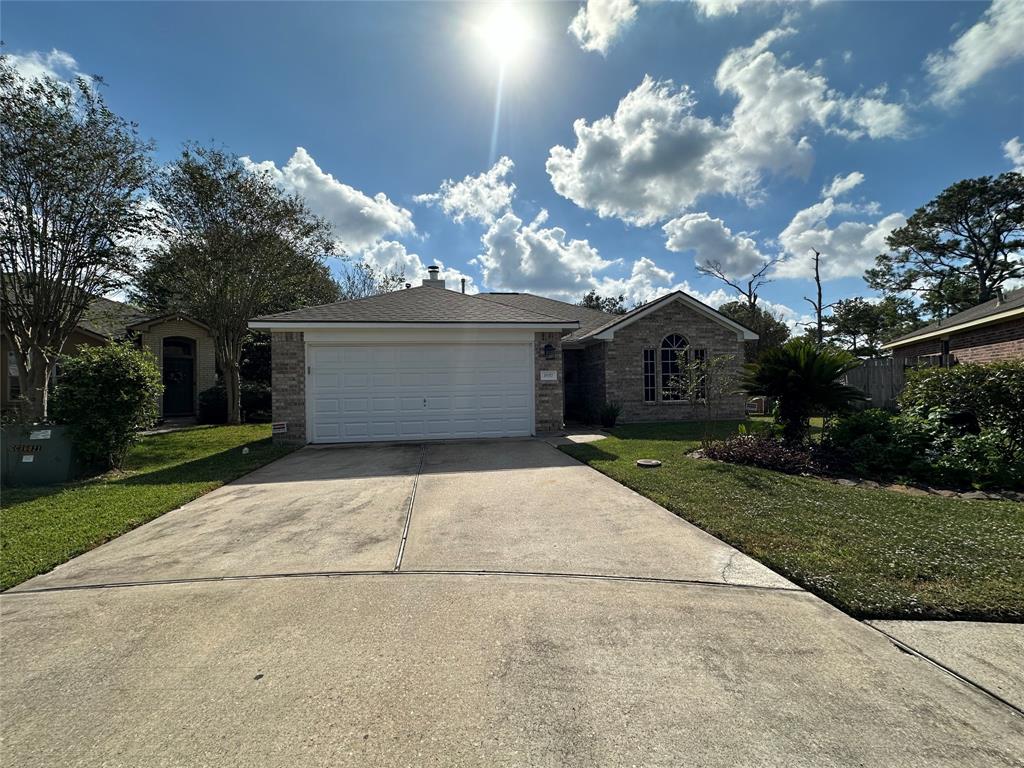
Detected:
left=741, top=339, right=865, bottom=442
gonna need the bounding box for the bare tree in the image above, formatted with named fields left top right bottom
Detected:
left=696, top=258, right=780, bottom=309
left=0, top=58, right=153, bottom=420
left=338, top=261, right=406, bottom=300
left=802, top=249, right=834, bottom=345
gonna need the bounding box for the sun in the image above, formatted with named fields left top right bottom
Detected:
left=473, top=3, right=536, bottom=68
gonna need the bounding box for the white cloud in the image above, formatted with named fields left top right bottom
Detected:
left=241, top=147, right=415, bottom=255
left=568, top=0, right=638, bottom=55
left=1004, top=137, right=1024, bottom=173
left=546, top=76, right=735, bottom=225
left=474, top=210, right=614, bottom=299
left=821, top=171, right=865, bottom=198
left=775, top=193, right=906, bottom=280
left=663, top=212, right=767, bottom=277
left=5, top=49, right=83, bottom=82
left=414, top=156, right=515, bottom=225
left=548, top=30, right=907, bottom=225
left=926, top=0, right=1024, bottom=107
left=361, top=240, right=477, bottom=293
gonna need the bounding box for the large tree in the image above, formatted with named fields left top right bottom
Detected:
left=717, top=300, right=790, bottom=361
left=0, top=58, right=153, bottom=420
left=138, top=145, right=335, bottom=424
left=578, top=289, right=628, bottom=314
left=866, top=173, right=1024, bottom=313
left=826, top=296, right=921, bottom=357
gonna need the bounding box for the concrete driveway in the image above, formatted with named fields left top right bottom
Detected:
left=2, top=440, right=1022, bottom=767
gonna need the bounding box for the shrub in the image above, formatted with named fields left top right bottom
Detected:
left=741, top=339, right=865, bottom=443
left=599, top=401, right=622, bottom=429
left=821, top=409, right=927, bottom=478
left=703, top=434, right=819, bottom=475
left=51, top=342, right=163, bottom=469
left=900, top=361, right=1024, bottom=446
left=198, top=381, right=272, bottom=424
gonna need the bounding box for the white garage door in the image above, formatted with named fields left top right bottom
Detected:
left=309, top=344, right=534, bottom=443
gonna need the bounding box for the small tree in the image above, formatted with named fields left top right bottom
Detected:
left=0, top=58, right=153, bottom=421
left=741, top=339, right=865, bottom=442
left=51, top=342, right=163, bottom=470
left=682, top=353, right=740, bottom=448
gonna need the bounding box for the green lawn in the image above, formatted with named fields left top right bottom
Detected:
left=562, top=421, right=1024, bottom=621
left=1, top=425, right=295, bottom=590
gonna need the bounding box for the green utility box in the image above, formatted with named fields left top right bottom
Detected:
left=1, top=424, right=84, bottom=487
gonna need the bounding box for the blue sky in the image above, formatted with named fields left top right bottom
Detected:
left=5, top=0, right=1023, bottom=324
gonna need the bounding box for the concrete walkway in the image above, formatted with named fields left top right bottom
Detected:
left=3, top=440, right=1022, bottom=767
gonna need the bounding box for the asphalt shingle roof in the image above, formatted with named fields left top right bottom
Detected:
left=77, top=296, right=151, bottom=338
left=476, top=293, right=616, bottom=341
left=887, top=288, right=1024, bottom=346
left=251, top=286, right=580, bottom=326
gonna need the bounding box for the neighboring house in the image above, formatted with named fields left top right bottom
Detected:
left=882, top=288, right=1024, bottom=368
left=1, top=296, right=217, bottom=418
left=249, top=266, right=757, bottom=445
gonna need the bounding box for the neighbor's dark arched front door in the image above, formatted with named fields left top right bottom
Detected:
left=162, top=337, right=196, bottom=416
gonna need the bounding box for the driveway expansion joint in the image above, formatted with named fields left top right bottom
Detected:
left=393, top=443, right=425, bottom=572
left=863, top=621, right=1024, bottom=720
left=2, top=567, right=807, bottom=597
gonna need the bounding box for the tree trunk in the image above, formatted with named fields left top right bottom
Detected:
left=214, top=332, right=244, bottom=425
left=223, top=359, right=242, bottom=425
left=19, top=347, right=53, bottom=423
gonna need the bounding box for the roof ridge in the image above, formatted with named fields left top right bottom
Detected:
left=477, top=291, right=609, bottom=322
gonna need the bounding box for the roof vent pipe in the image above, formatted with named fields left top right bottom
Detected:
left=996, top=287, right=1004, bottom=306
left=461, top=278, right=466, bottom=294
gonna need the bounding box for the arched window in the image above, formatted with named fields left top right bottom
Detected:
left=660, top=334, right=689, bottom=401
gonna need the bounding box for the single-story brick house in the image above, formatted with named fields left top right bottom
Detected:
left=1, top=296, right=216, bottom=418
left=249, top=267, right=757, bottom=445
left=882, top=287, right=1024, bottom=368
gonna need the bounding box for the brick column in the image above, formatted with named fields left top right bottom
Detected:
left=271, top=331, right=306, bottom=445
left=534, top=332, right=564, bottom=433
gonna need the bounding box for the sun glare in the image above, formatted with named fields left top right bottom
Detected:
left=474, top=3, right=535, bottom=68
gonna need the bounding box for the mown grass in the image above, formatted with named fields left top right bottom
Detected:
left=1, top=425, right=295, bottom=590
left=562, top=420, right=1023, bottom=620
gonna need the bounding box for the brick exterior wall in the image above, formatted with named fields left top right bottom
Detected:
left=891, top=318, right=1024, bottom=367
left=534, top=331, right=564, bottom=433
left=271, top=331, right=306, bottom=445
left=949, top=318, right=1024, bottom=363
left=601, top=300, right=746, bottom=423
left=138, top=319, right=217, bottom=417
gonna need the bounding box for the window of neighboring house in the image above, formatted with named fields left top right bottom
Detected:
left=660, top=334, right=689, bottom=401
left=642, top=348, right=656, bottom=402
left=7, top=351, right=21, bottom=399
left=693, top=347, right=707, bottom=400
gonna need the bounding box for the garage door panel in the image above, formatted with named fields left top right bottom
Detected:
left=310, top=343, right=534, bottom=443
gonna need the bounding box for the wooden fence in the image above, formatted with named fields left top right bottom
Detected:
left=843, top=357, right=906, bottom=410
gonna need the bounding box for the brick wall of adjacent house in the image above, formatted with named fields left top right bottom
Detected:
left=534, top=331, right=564, bottom=433
left=949, top=318, right=1024, bottom=363
left=891, top=318, right=1024, bottom=367
left=138, top=319, right=217, bottom=417
left=271, top=331, right=306, bottom=445
left=603, top=301, right=747, bottom=423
